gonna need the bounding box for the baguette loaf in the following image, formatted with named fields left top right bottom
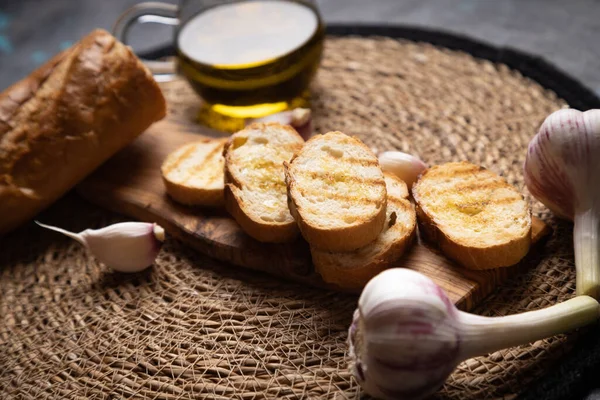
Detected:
left=224, top=122, right=304, bottom=243
left=0, top=29, right=166, bottom=234
left=284, top=131, right=387, bottom=252
left=161, top=139, right=227, bottom=207
left=311, top=173, right=416, bottom=290
left=412, top=161, right=531, bottom=270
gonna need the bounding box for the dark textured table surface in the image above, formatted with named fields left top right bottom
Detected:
left=2, top=0, right=600, bottom=94
left=1, top=1, right=600, bottom=399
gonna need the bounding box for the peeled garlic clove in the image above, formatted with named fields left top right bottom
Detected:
left=378, top=151, right=428, bottom=189
left=36, top=221, right=165, bottom=273
left=247, top=108, right=313, bottom=140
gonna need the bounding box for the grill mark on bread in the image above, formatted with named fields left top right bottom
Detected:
left=320, top=154, right=380, bottom=167
left=253, top=179, right=287, bottom=191
left=239, top=159, right=286, bottom=191
left=425, top=179, right=506, bottom=195
left=183, top=142, right=223, bottom=185
left=388, top=198, right=412, bottom=212
left=452, top=195, right=523, bottom=208
left=167, top=143, right=198, bottom=174
left=425, top=196, right=523, bottom=217
left=298, top=186, right=383, bottom=206
left=300, top=169, right=387, bottom=185
left=425, top=165, right=482, bottom=178
left=239, top=159, right=279, bottom=170
left=454, top=180, right=506, bottom=192
left=202, top=144, right=226, bottom=186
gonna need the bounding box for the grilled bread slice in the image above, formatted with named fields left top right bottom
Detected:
left=161, top=139, right=227, bottom=207
left=412, top=161, right=531, bottom=270
left=224, top=122, right=304, bottom=243
left=285, top=131, right=387, bottom=252
left=311, top=173, right=416, bottom=290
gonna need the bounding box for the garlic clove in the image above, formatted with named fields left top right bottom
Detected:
left=378, top=151, right=428, bottom=189
left=290, top=108, right=311, bottom=127
left=36, top=221, right=165, bottom=273
left=247, top=108, right=313, bottom=140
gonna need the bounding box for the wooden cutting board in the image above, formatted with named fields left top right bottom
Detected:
left=77, top=114, right=550, bottom=312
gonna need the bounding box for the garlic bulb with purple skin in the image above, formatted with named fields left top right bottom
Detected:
left=524, top=108, right=600, bottom=298
left=36, top=221, right=165, bottom=273
left=349, top=268, right=599, bottom=400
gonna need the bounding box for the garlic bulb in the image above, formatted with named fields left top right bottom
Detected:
left=378, top=151, right=428, bottom=189
left=247, top=108, right=313, bottom=139
left=524, top=108, right=600, bottom=298
left=36, top=221, right=165, bottom=273
left=350, top=268, right=599, bottom=400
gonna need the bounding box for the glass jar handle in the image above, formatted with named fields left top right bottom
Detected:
left=112, top=2, right=179, bottom=81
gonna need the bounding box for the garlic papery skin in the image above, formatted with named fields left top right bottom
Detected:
left=36, top=221, right=165, bottom=273
left=350, top=268, right=600, bottom=400
left=524, top=108, right=600, bottom=298
left=247, top=108, right=313, bottom=139
left=378, top=151, right=428, bottom=189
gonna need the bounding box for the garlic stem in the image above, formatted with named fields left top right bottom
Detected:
left=35, top=221, right=85, bottom=245
left=574, top=208, right=600, bottom=298
left=458, top=295, right=600, bottom=359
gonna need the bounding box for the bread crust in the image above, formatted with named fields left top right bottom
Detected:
left=284, top=132, right=387, bottom=252
left=223, top=122, right=303, bottom=243
left=412, top=161, right=532, bottom=270
left=311, top=174, right=416, bottom=290
left=312, top=228, right=415, bottom=290
left=224, top=183, right=299, bottom=242
left=163, top=178, right=224, bottom=207
left=0, top=29, right=166, bottom=234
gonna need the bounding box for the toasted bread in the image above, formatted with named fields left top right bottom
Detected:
left=285, top=131, right=387, bottom=252
left=224, top=123, right=304, bottom=243
left=161, top=139, right=227, bottom=207
left=311, top=173, right=416, bottom=290
left=412, top=161, right=531, bottom=270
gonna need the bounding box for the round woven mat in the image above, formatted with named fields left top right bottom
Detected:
left=0, top=35, right=583, bottom=399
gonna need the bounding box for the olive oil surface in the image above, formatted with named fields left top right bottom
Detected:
left=177, top=0, right=324, bottom=130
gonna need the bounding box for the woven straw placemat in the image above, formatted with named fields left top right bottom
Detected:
left=0, top=31, right=595, bottom=399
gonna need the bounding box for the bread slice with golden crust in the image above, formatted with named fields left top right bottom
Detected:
left=224, top=122, right=304, bottom=243
left=412, top=161, right=531, bottom=270
left=284, top=131, right=387, bottom=252
left=311, top=173, right=416, bottom=290
left=161, top=139, right=227, bottom=207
